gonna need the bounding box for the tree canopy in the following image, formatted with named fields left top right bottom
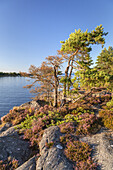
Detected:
left=22, top=25, right=111, bottom=107
left=59, top=25, right=108, bottom=97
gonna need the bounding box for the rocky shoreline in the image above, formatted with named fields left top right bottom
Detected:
left=0, top=88, right=113, bottom=170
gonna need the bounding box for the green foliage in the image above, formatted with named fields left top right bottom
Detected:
left=61, top=25, right=107, bottom=53
left=73, top=46, right=113, bottom=91
left=18, top=114, right=36, bottom=129
left=95, top=46, right=113, bottom=90
left=60, top=25, right=107, bottom=96
left=106, top=96, right=113, bottom=108
left=96, top=46, right=113, bottom=74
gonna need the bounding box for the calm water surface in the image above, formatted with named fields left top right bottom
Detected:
left=0, top=77, right=34, bottom=118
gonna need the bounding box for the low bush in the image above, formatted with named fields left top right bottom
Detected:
left=99, top=109, right=113, bottom=130
left=99, top=96, right=113, bottom=130
left=1, top=106, right=35, bottom=125
left=59, top=122, right=76, bottom=134
left=60, top=134, right=97, bottom=170
left=0, top=158, right=18, bottom=170
left=76, top=112, right=101, bottom=135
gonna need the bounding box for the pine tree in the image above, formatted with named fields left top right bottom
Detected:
left=95, top=46, right=113, bottom=90
left=60, top=25, right=108, bottom=94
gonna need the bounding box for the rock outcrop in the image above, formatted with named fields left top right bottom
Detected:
left=0, top=125, right=31, bottom=166
left=1, top=123, right=113, bottom=170
left=36, top=126, right=74, bottom=170
left=20, top=100, right=48, bottom=109
left=81, top=128, right=113, bottom=170
left=0, top=122, right=12, bottom=133
left=20, top=100, right=41, bottom=109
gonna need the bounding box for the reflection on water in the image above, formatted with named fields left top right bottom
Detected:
left=0, top=77, right=34, bottom=118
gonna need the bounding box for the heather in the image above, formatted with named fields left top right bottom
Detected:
left=0, top=88, right=113, bottom=169
left=0, top=158, right=18, bottom=170
left=1, top=88, right=112, bottom=169
left=59, top=127, right=98, bottom=169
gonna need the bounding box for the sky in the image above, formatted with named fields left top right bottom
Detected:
left=0, top=0, right=113, bottom=72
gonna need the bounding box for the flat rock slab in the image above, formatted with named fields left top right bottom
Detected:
left=0, top=126, right=31, bottom=166
left=80, top=128, right=113, bottom=170
left=36, top=126, right=74, bottom=170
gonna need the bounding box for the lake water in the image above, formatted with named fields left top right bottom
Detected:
left=0, top=77, right=34, bottom=118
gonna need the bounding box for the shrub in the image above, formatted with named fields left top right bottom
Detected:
left=99, top=109, right=113, bottom=130
left=60, top=134, right=97, bottom=169
left=106, top=96, right=113, bottom=108
left=76, top=113, right=100, bottom=135
left=75, top=158, right=97, bottom=170
left=59, top=122, right=76, bottom=134
left=0, top=158, right=19, bottom=170
left=99, top=96, right=113, bottom=130
left=1, top=106, right=35, bottom=125
left=65, top=140, right=91, bottom=162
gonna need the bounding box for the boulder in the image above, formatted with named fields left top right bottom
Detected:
left=80, top=128, right=113, bottom=170
left=0, top=126, right=31, bottom=166
left=36, top=126, right=74, bottom=170
left=20, top=100, right=49, bottom=110
left=20, top=100, right=41, bottom=109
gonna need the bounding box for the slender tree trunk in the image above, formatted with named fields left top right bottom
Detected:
left=67, top=50, right=79, bottom=93
left=67, top=61, right=73, bottom=93
left=64, top=60, right=70, bottom=99
left=53, top=66, right=58, bottom=107
left=54, top=86, right=58, bottom=107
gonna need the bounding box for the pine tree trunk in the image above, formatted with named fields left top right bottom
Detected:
left=64, top=60, right=70, bottom=100
left=54, top=87, right=58, bottom=107
left=53, top=66, right=58, bottom=107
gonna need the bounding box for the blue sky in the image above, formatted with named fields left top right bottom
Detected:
left=0, top=0, right=113, bottom=72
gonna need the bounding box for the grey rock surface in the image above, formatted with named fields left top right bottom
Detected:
left=0, top=122, right=12, bottom=134
left=36, top=126, right=74, bottom=170
left=0, top=126, right=31, bottom=166
left=80, top=128, right=113, bottom=170
left=16, top=156, right=36, bottom=170
left=20, top=100, right=41, bottom=109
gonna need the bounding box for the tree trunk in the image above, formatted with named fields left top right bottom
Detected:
left=67, top=50, right=79, bottom=93
left=53, top=66, right=59, bottom=107
left=67, top=57, right=74, bottom=93
left=64, top=60, right=70, bottom=100
left=54, top=87, right=58, bottom=107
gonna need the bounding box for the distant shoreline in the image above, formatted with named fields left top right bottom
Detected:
left=0, top=72, right=21, bottom=77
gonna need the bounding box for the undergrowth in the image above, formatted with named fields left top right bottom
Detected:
left=0, top=90, right=112, bottom=169
left=0, top=157, right=18, bottom=170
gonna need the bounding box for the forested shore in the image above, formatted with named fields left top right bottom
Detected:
left=0, top=72, right=21, bottom=77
